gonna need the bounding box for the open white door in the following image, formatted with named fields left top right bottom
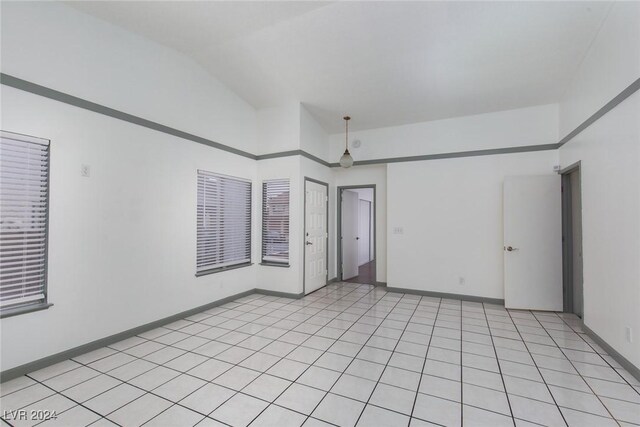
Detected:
left=341, top=190, right=359, bottom=280
left=504, top=175, right=562, bottom=311
left=304, top=180, right=327, bottom=294
left=358, top=200, right=371, bottom=266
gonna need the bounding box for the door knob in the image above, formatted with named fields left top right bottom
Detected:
left=306, top=241, right=313, bottom=245
left=506, top=246, right=519, bottom=252
left=356, top=237, right=360, bottom=240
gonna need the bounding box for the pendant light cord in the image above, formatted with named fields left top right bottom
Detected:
left=344, top=116, right=350, bottom=153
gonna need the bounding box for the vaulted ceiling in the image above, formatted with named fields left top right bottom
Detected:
left=68, top=1, right=612, bottom=133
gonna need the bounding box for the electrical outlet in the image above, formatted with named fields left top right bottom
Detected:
left=626, top=327, right=633, bottom=343
left=459, top=277, right=465, bottom=286
left=393, top=227, right=404, bottom=235
left=81, top=164, right=91, bottom=177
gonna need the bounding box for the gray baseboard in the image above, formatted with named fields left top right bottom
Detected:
left=375, top=281, right=387, bottom=287
left=0, top=287, right=297, bottom=383
left=386, top=286, right=504, bottom=305
left=581, top=322, right=640, bottom=383
left=328, top=277, right=338, bottom=284
left=255, top=289, right=304, bottom=299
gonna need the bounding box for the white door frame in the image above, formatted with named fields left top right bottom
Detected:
left=337, top=184, right=376, bottom=283
left=303, top=177, right=329, bottom=294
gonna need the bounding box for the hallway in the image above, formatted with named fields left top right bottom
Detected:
left=345, top=261, right=376, bottom=285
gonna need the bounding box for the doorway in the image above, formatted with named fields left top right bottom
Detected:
left=561, top=163, right=584, bottom=317
left=304, top=178, right=329, bottom=295
left=337, top=185, right=376, bottom=285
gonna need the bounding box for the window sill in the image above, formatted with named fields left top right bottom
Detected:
left=260, top=262, right=290, bottom=268
left=196, top=262, right=253, bottom=277
left=1, top=302, right=53, bottom=319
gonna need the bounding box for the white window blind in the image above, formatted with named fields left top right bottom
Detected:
left=197, top=170, right=251, bottom=274
left=262, top=179, right=290, bottom=264
left=0, top=131, right=50, bottom=312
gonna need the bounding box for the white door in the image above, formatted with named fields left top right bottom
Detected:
left=341, top=190, right=359, bottom=280
left=504, top=175, right=563, bottom=311
left=359, top=200, right=371, bottom=266
left=305, top=180, right=327, bottom=294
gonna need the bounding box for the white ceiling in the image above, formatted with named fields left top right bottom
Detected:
left=68, top=1, right=612, bottom=133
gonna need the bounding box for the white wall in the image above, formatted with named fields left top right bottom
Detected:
left=559, top=2, right=639, bottom=137
left=0, top=86, right=259, bottom=371
left=0, top=2, right=266, bottom=371
left=300, top=104, right=330, bottom=162
left=558, top=2, right=640, bottom=368
left=387, top=151, right=558, bottom=299
left=256, top=103, right=301, bottom=155
left=256, top=157, right=303, bottom=295
left=1, top=2, right=258, bottom=154
left=329, top=104, right=558, bottom=162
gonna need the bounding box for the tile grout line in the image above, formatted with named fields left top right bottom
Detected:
left=408, top=296, right=442, bottom=425
left=6, top=322, right=631, bottom=425
left=23, top=372, right=119, bottom=427
left=144, top=291, right=340, bottom=427
left=7, top=292, right=320, bottom=426
left=242, top=284, right=384, bottom=426
left=3, top=286, right=637, bottom=427
left=531, top=312, right=621, bottom=425
left=124, top=288, right=356, bottom=425
left=103, top=297, right=630, bottom=426
left=4, top=295, right=626, bottom=407
left=347, top=293, right=424, bottom=426
left=480, top=302, right=516, bottom=424
left=184, top=287, right=364, bottom=426
left=21, top=293, right=291, bottom=427
left=288, top=286, right=407, bottom=426
left=555, top=313, right=640, bottom=397
left=504, top=309, right=570, bottom=427
left=137, top=285, right=372, bottom=426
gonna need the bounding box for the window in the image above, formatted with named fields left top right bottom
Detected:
left=196, top=170, right=251, bottom=275
left=0, top=131, right=50, bottom=316
left=262, top=179, right=290, bottom=265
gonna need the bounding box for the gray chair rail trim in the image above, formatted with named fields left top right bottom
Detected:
left=4, top=73, right=638, bottom=169
left=0, top=73, right=257, bottom=160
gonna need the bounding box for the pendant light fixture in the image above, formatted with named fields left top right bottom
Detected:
left=339, top=116, right=354, bottom=168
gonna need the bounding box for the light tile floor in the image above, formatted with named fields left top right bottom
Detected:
left=1, top=282, right=639, bottom=427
